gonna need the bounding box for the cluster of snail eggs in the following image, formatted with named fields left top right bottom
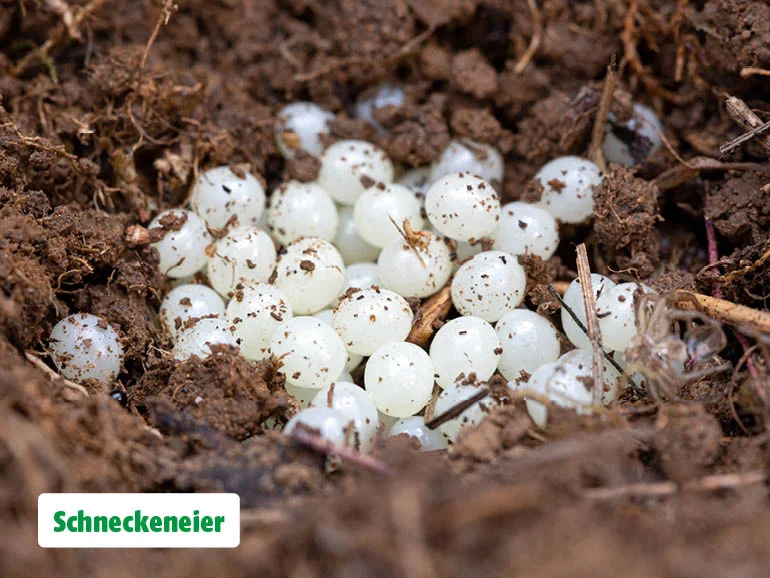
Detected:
left=46, top=92, right=665, bottom=451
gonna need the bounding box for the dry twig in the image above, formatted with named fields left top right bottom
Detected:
left=670, top=292, right=770, bottom=335
left=291, top=426, right=392, bottom=475
left=575, top=244, right=605, bottom=405
left=425, top=387, right=490, bottom=430
left=513, top=0, right=542, bottom=74
left=723, top=95, right=770, bottom=156
left=584, top=469, right=768, bottom=500
left=406, top=286, right=452, bottom=348
left=25, top=351, right=89, bottom=399
left=589, top=56, right=617, bottom=173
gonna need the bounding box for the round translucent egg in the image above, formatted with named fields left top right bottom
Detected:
left=493, top=201, right=559, bottom=260
left=353, top=183, right=424, bottom=248
left=451, top=250, right=526, bottom=322
left=603, top=102, right=663, bottom=167
left=149, top=209, right=211, bottom=278
left=355, top=83, right=405, bottom=131
left=365, top=342, right=434, bottom=417
left=190, top=166, right=266, bottom=230
left=333, top=205, right=381, bottom=265
left=425, top=172, right=500, bottom=242
left=333, top=288, right=413, bottom=356
left=49, top=313, right=123, bottom=384
left=159, top=284, right=226, bottom=341
left=377, top=231, right=453, bottom=298
left=226, top=283, right=292, bottom=361
left=397, top=167, right=433, bottom=199
left=310, top=381, right=379, bottom=452
left=207, top=227, right=277, bottom=297
left=434, top=382, right=500, bottom=443
left=495, top=309, right=561, bottom=383
left=344, top=262, right=380, bottom=291
left=596, top=282, right=655, bottom=352
left=275, top=102, right=334, bottom=159
left=430, top=139, right=504, bottom=184
left=387, top=416, right=448, bottom=451
left=533, top=156, right=603, bottom=224
left=172, top=316, right=239, bottom=361
left=266, top=180, right=339, bottom=245
left=561, top=274, right=617, bottom=350
left=270, top=316, right=347, bottom=389
left=273, top=238, right=346, bottom=315
left=283, top=407, right=348, bottom=446
left=430, top=316, right=501, bottom=389
left=317, top=140, right=395, bottom=206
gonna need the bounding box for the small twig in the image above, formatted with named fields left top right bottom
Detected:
left=25, top=351, right=89, bottom=399
left=425, top=387, right=490, bottom=430
left=723, top=95, right=770, bottom=156
left=513, top=0, right=542, bottom=74
left=670, top=291, right=770, bottom=334
left=584, top=470, right=768, bottom=500
left=141, top=0, right=178, bottom=72
left=740, top=67, right=770, bottom=78
left=719, top=120, right=770, bottom=156
left=549, top=285, right=642, bottom=394
left=291, top=427, right=392, bottom=475
left=575, top=244, right=605, bottom=405
left=589, top=55, right=617, bottom=173
left=652, top=157, right=760, bottom=192
left=406, top=286, right=452, bottom=347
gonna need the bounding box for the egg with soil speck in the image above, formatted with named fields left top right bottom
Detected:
left=49, top=313, right=123, bottom=384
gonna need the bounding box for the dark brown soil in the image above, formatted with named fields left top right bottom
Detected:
left=2, top=0, right=770, bottom=576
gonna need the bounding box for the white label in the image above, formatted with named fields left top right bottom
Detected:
left=38, top=493, right=240, bottom=548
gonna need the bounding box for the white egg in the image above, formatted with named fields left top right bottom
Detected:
left=312, top=309, right=364, bottom=372
left=266, top=180, right=339, bottom=244
left=310, top=381, right=379, bottom=452
left=387, top=416, right=448, bottom=451
left=275, top=102, right=334, bottom=159
left=149, top=209, right=211, bottom=278
left=451, top=250, right=526, bottom=322
left=493, top=201, right=560, bottom=260
left=207, top=227, right=276, bottom=297
left=190, top=166, right=266, bottom=230
left=365, top=342, right=434, bottom=417
left=318, top=140, right=395, bottom=206
left=353, top=182, right=424, bottom=248
left=49, top=313, right=123, bottom=384
left=434, top=382, right=500, bottom=443
left=430, top=316, right=501, bottom=389
left=333, top=205, right=382, bottom=265
left=430, top=139, right=504, bottom=183
left=533, top=156, right=603, bottom=224
left=495, top=309, right=561, bottom=383
left=344, top=262, right=380, bottom=291
left=273, top=238, right=346, bottom=315
left=377, top=231, right=453, bottom=298
left=596, top=282, right=656, bottom=352
left=355, top=83, right=405, bottom=131
left=425, top=172, right=500, bottom=242
left=561, top=274, right=617, bottom=350
left=270, top=316, right=347, bottom=389
left=284, top=407, right=348, bottom=446
left=603, top=102, right=663, bottom=166
left=396, top=166, right=433, bottom=199
left=159, top=284, right=226, bottom=341
left=333, top=288, right=413, bottom=356
left=172, top=316, right=239, bottom=361
left=226, top=283, right=292, bottom=361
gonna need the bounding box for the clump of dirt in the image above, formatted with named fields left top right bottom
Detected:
left=133, top=346, right=293, bottom=440
left=593, top=166, right=661, bottom=278
left=705, top=165, right=770, bottom=246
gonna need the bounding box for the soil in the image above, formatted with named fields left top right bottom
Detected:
left=2, top=0, right=770, bottom=576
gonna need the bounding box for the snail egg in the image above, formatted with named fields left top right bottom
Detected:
left=149, top=209, right=211, bottom=278
left=190, top=166, right=266, bottom=230
left=49, top=313, right=123, bottom=384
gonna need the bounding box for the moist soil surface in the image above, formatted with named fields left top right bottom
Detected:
left=2, top=1, right=770, bottom=576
